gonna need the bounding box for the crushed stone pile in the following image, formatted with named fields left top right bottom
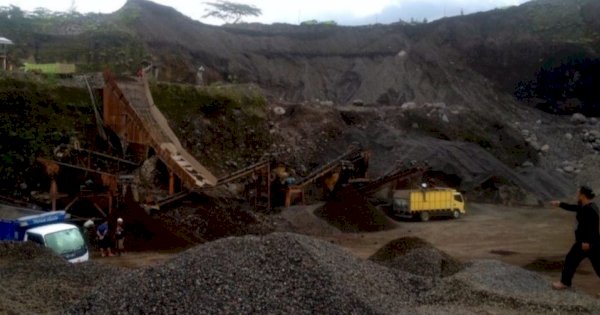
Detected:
left=273, top=203, right=341, bottom=236
left=316, top=187, right=396, bottom=233
left=0, top=242, right=122, bottom=315
left=68, top=233, right=429, bottom=315
left=156, top=194, right=274, bottom=242
left=425, top=260, right=600, bottom=314
left=115, top=189, right=199, bottom=251
left=4, top=235, right=600, bottom=314
left=368, top=237, right=464, bottom=278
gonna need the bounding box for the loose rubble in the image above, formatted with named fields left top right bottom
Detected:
left=3, top=233, right=600, bottom=315
left=0, top=242, right=122, bottom=315
left=425, top=260, right=600, bottom=313
left=68, top=233, right=427, bottom=315
left=315, top=187, right=397, bottom=233
left=369, top=237, right=464, bottom=278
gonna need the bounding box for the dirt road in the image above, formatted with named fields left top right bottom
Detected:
left=321, top=203, right=598, bottom=295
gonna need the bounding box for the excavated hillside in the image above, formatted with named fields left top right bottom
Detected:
left=116, top=0, right=600, bottom=202
left=1, top=0, right=598, bottom=203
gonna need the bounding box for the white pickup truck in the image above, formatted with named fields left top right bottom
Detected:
left=0, top=204, right=89, bottom=263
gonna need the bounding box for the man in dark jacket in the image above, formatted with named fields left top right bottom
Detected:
left=550, top=186, right=600, bottom=289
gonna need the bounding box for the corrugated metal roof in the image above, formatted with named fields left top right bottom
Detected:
left=0, top=37, right=14, bottom=45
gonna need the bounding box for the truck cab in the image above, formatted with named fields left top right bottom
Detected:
left=0, top=206, right=89, bottom=263
left=25, top=223, right=89, bottom=263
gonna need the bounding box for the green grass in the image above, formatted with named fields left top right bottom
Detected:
left=0, top=77, right=94, bottom=184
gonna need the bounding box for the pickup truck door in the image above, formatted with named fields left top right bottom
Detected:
left=26, top=232, right=45, bottom=246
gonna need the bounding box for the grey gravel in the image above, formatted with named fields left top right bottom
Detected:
left=4, top=235, right=600, bottom=315
left=0, top=242, right=122, bottom=315
left=68, top=233, right=429, bottom=315
left=424, top=260, right=600, bottom=314
left=368, top=237, right=464, bottom=278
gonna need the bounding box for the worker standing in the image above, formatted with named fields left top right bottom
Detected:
left=96, top=219, right=114, bottom=257
left=115, top=218, right=125, bottom=256
left=550, top=186, right=600, bottom=290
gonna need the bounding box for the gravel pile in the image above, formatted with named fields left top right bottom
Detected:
left=155, top=190, right=274, bottom=244
left=0, top=242, right=123, bottom=315
left=425, top=260, right=600, bottom=314
left=369, top=237, right=464, bottom=278
left=68, top=233, right=428, bottom=315
left=5, top=235, right=600, bottom=315
left=274, top=203, right=341, bottom=236
left=316, top=187, right=396, bottom=233
left=115, top=190, right=200, bottom=251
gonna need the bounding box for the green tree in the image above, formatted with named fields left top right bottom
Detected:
left=203, top=0, right=262, bottom=24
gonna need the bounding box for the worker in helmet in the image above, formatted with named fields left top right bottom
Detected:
left=114, top=218, right=125, bottom=256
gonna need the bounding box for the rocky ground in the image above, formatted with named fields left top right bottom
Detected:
left=0, top=242, right=123, bottom=315
left=1, top=1, right=599, bottom=313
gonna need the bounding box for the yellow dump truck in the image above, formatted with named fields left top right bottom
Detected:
left=391, top=188, right=465, bottom=221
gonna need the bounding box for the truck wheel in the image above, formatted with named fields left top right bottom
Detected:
left=452, top=210, right=461, bottom=219
left=420, top=211, right=430, bottom=222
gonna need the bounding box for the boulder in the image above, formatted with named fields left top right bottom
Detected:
left=432, top=102, right=447, bottom=109
left=352, top=99, right=365, bottom=106
left=571, top=113, right=588, bottom=124
left=522, top=161, right=534, bottom=168
left=589, top=130, right=600, bottom=140
left=273, top=106, right=286, bottom=115
left=564, top=166, right=575, bottom=173
left=565, top=133, right=573, bottom=140
left=521, top=129, right=530, bottom=137
left=540, top=144, right=550, bottom=152
left=401, top=102, right=417, bottom=110
left=441, top=114, right=450, bottom=123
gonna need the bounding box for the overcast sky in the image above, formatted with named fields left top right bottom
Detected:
left=0, top=0, right=531, bottom=25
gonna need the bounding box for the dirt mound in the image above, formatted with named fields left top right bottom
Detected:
left=315, top=187, right=396, bottom=233
left=112, top=189, right=200, bottom=251
left=0, top=242, right=122, bottom=315
left=155, top=190, right=274, bottom=243
left=68, top=233, right=428, bottom=315
left=369, top=237, right=464, bottom=277
left=274, top=203, right=341, bottom=236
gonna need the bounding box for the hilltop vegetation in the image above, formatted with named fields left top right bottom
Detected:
left=0, top=77, right=94, bottom=186
left=0, top=5, right=146, bottom=73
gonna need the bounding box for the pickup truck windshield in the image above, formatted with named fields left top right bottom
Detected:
left=44, top=228, right=85, bottom=255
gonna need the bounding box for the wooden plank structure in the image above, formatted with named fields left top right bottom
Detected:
left=103, top=71, right=217, bottom=193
